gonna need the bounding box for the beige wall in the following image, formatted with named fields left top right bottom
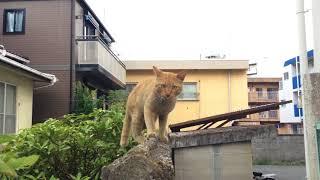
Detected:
left=126, top=69, right=248, bottom=128
left=0, top=66, right=33, bottom=133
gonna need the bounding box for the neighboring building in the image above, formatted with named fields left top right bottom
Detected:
left=278, top=49, right=314, bottom=134
left=124, top=60, right=249, bottom=127
left=234, top=77, right=281, bottom=126
left=0, top=0, right=125, bottom=122
left=0, top=47, right=56, bottom=134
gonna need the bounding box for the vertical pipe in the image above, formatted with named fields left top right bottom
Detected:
left=3, top=84, right=6, bottom=134
left=296, top=0, right=312, bottom=179
left=228, top=70, right=231, bottom=112
left=198, top=80, right=201, bottom=119
left=296, top=0, right=308, bottom=76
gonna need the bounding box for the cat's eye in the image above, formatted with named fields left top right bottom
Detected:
left=160, top=84, right=166, bottom=88
left=172, top=85, right=178, bottom=89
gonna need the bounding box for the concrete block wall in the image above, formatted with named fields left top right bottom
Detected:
left=174, top=142, right=252, bottom=180
left=252, top=135, right=305, bottom=162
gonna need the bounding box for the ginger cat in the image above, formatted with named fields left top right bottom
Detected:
left=120, top=66, right=186, bottom=146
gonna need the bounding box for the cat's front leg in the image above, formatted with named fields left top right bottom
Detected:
left=144, top=106, right=157, bottom=138
left=159, top=114, right=169, bottom=143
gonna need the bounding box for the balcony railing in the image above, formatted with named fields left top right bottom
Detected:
left=248, top=91, right=279, bottom=103
left=240, top=111, right=279, bottom=122
left=76, top=36, right=126, bottom=85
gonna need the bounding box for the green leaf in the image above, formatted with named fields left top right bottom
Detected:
left=0, top=135, right=15, bottom=144
left=7, top=155, right=39, bottom=170
left=0, top=159, right=17, bottom=177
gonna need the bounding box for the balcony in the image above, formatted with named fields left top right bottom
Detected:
left=248, top=91, right=279, bottom=104
left=76, top=36, right=126, bottom=89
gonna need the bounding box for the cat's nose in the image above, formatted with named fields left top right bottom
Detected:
left=166, top=94, right=170, bottom=98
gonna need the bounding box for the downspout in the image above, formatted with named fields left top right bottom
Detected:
left=70, top=0, right=76, bottom=113
left=34, top=75, right=58, bottom=90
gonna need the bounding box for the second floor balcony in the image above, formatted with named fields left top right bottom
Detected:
left=248, top=91, right=279, bottom=103
left=76, top=36, right=126, bottom=89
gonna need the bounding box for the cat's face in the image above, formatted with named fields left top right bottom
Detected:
left=153, top=66, right=187, bottom=100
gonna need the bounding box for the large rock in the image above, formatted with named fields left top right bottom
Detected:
left=101, top=137, right=174, bottom=180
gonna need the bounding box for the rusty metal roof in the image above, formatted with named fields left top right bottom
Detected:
left=169, top=100, right=292, bottom=132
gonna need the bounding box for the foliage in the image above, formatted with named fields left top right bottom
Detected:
left=0, top=152, right=39, bottom=178
left=0, top=135, right=15, bottom=145
left=73, top=82, right=104, bottom=114
left=106, top=90, right=128, bottom=105
left=3, top=90, right=136, bottom=179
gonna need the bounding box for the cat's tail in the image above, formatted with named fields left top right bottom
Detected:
left=120, top=113, right=131, bottom=147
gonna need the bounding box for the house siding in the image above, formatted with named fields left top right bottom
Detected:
left=0, top=0, right=72, bottom=122
left=0, top=65, right=33, bottom=132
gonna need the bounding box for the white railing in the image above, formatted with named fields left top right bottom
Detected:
left=77, top=37, right=126, bottom=85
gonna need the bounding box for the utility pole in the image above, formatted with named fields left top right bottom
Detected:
left=297, top=0, right=320, bottom=179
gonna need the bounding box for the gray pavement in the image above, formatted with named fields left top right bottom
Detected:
left=253, top=165, right=306, bottom=180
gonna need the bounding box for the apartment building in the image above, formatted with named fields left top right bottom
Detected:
left=124, top=60, right=249, bottom=127
left=234, top=77, right=281, bottom=126
left=278, top=49, right=314, bottom=134
left=0, top=0, right=125, bottom=122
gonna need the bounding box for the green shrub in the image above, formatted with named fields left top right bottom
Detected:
left=0, top=152, right=39, bottom=178
left=106, top=90, right=128, bottom=105
left=73, top=82, right=104, bottom=114
left=5, top=99, right=136, bottom=179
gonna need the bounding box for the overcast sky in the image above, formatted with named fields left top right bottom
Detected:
left=86, top=0, right=314, bottom=77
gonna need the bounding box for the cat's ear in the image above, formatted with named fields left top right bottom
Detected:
left=177, top=70, right=187, bottom=81
left=153, top=66, right=163, bottom=77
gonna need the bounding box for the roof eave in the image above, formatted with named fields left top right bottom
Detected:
left=0, top=55, right=56, bottom=83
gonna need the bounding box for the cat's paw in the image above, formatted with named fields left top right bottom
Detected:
left=147, top=132, right=157, bottom=139
left=160, top=135, right=169, bottom=143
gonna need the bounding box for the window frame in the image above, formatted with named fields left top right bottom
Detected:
left=3, top=8, right=26, bottom=35
left=268, top=110, right=278, bottom=118
left=283, top=72, right=289, bottom=80
left=267, top=88, right=278, bottom=100
left=0, top=81, right=17, bottom=134
left=177, top=82, right=199, bottom=101
left=256, top=87, right=263, bottom=98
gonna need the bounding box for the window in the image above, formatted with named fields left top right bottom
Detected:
left=125, top=83, right=137, bottom=93
left=3, top=9, right=26, bottom=34
left=284, top=72, right=289, bottom=80
left=0, top=82, right=16, bottom=134
left=256, top=88, right=263, bottom=97
left=267, top=88, right=277, bottom=100
left=268, top=110, right=278, bottom=118
left=178, top=82, right=198, bottom=100
left=308, top=57, right=314, bottom=68
left=279, top=80, right=283, bottom=90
